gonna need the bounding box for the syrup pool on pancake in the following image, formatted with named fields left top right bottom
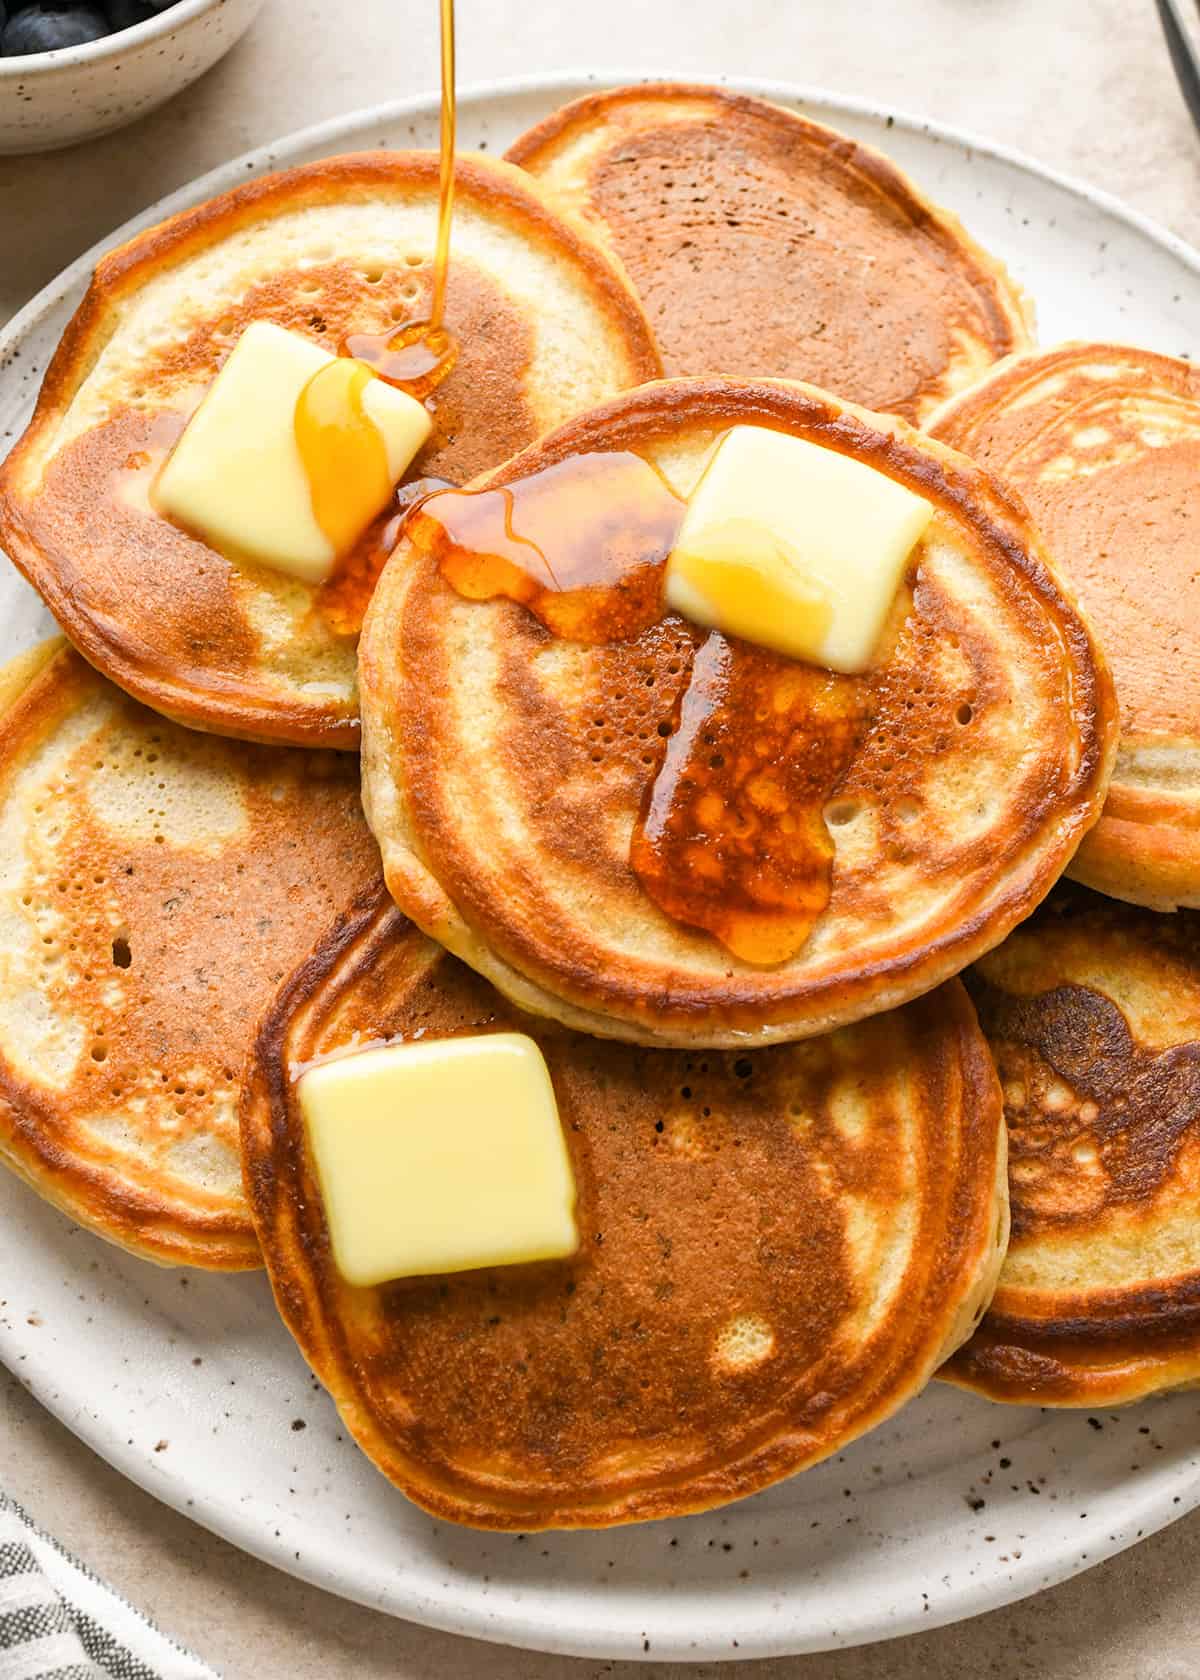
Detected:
left=409, top=423, right=933, bottom=964
left=359, top=374, right=1115, bottom=1045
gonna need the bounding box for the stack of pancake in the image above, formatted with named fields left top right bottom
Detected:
left=0, top=83, right=1195, bottom=1531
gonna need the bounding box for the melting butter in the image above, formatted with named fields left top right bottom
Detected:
left=665, top=425, right=934, bottom=673
left=154, top=321, right=431, bottom=584
left=298, top=1034, right=578, bottom=1288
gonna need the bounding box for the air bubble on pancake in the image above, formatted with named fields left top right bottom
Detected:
left=824, top=798, right=862, bottom=828
left=568, top=631, right=692, bottom=777
left=713, top=1314, right=775, bottom=1374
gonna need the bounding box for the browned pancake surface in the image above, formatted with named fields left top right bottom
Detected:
left=242, top=884, right=1006, bottom=1528
left=0, top=647, right=380, bottom=1267
left=360, top=376, right=1117, bottom=1046
left=508, top=84, right=1032, bottom=422
left=0, top=153, right=661, bottom=748
left=944, top=888, right=1200, bottom=1404
left=930, top=343, right=1200, bottom=909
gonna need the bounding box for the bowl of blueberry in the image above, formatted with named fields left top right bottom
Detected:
left=0, top=0, right=267, bottom=153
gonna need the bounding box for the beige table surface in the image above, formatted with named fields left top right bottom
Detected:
left=2, top=1, right=1199, bottom=1675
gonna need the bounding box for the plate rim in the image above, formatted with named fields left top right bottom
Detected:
left=3, top=68, right=1197, bottom=366
left=3, top=70, right=1200, bottom=1665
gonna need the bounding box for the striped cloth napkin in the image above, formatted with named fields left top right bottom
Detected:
left=0, top=1493, right=215, bottom=1680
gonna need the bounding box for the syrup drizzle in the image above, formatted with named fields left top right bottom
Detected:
left=340, top=0, right=459, bottom=398
left=430, top=0, right=456, bottom=335
left=629, top=634, right=868, bottom=964
left=417, top=450, right=872, bottom=963
left=317, top=476, right=454, bottom=635
left=294, top=0, right=459, bottom=600
left=413, top=453, right=683, bottom=641
left=294, top=359, right=391, bottom=557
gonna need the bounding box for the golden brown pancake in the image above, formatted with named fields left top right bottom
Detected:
left=0, top=643, right=379, bottom=1268
left=944, top=888, right=1200, bottom=1406
left=929, top=343, right=1200, bottom=911
left=507, top=83, right=1032, bottom=423
left=358, top=375, right=1118, bottom=1048
left=0, top=152, right=661, bottom=749
left=241, top=881, right=1007, bottom=1529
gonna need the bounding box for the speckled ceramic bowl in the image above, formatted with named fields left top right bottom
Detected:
left=0, top=0, right=267, bottom=154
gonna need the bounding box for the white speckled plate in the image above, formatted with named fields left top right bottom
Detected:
left=2, top=75, right=1199, bottom=1665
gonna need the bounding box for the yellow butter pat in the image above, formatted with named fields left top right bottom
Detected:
left=298, top=1034, right=579, bottom=1287
left=665, top=425, right=934, bottom=673
left=154, top=320, right=431, bottom=584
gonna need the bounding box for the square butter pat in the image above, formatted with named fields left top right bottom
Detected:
left=154, top=320, right=431, bottom=584
left=665, top=425, right=934, bottom=673
left=298, top=1034, right=579, bottom=1287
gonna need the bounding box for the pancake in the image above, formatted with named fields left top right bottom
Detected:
left=0, top=643, right=380, bottom=1268
left=358, top=375, right=1118, bottom=1048
left=506, top=83, right=1032, bottom=423
left=240, top=881, right=1007, bottom=1529
left=929, top=343, right=1200, bottom=911
left=0, top=151, right=661, bottom=750
left=943, top=888, right=1200, bottom=1406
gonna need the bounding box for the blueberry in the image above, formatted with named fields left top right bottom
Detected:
left=105, top=0, right=178, bottom=24
left=104, top=0, right=154, bottom=24
left=2, top=4, right=110, bottom=52
left=104, top=0, right=161, bottom=24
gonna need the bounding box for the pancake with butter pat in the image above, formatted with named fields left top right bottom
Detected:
left=358, top=376, right=1117, bottom=1047
left=507, top=83, right=1032, bottom=423
left=930, top=343, right=1200, bottom=910
left=0, top=644, right=379, bottom=1267
left=943, top=889, right=1200, bottom=1406
left=0, top=152, right=661, bottom=749
left=241, top=881, right=1007, bottom=1529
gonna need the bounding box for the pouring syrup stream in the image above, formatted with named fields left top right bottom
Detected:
left=340, top=0, right=459, bottom=393
left=295, top=0, right=459, bottom=612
